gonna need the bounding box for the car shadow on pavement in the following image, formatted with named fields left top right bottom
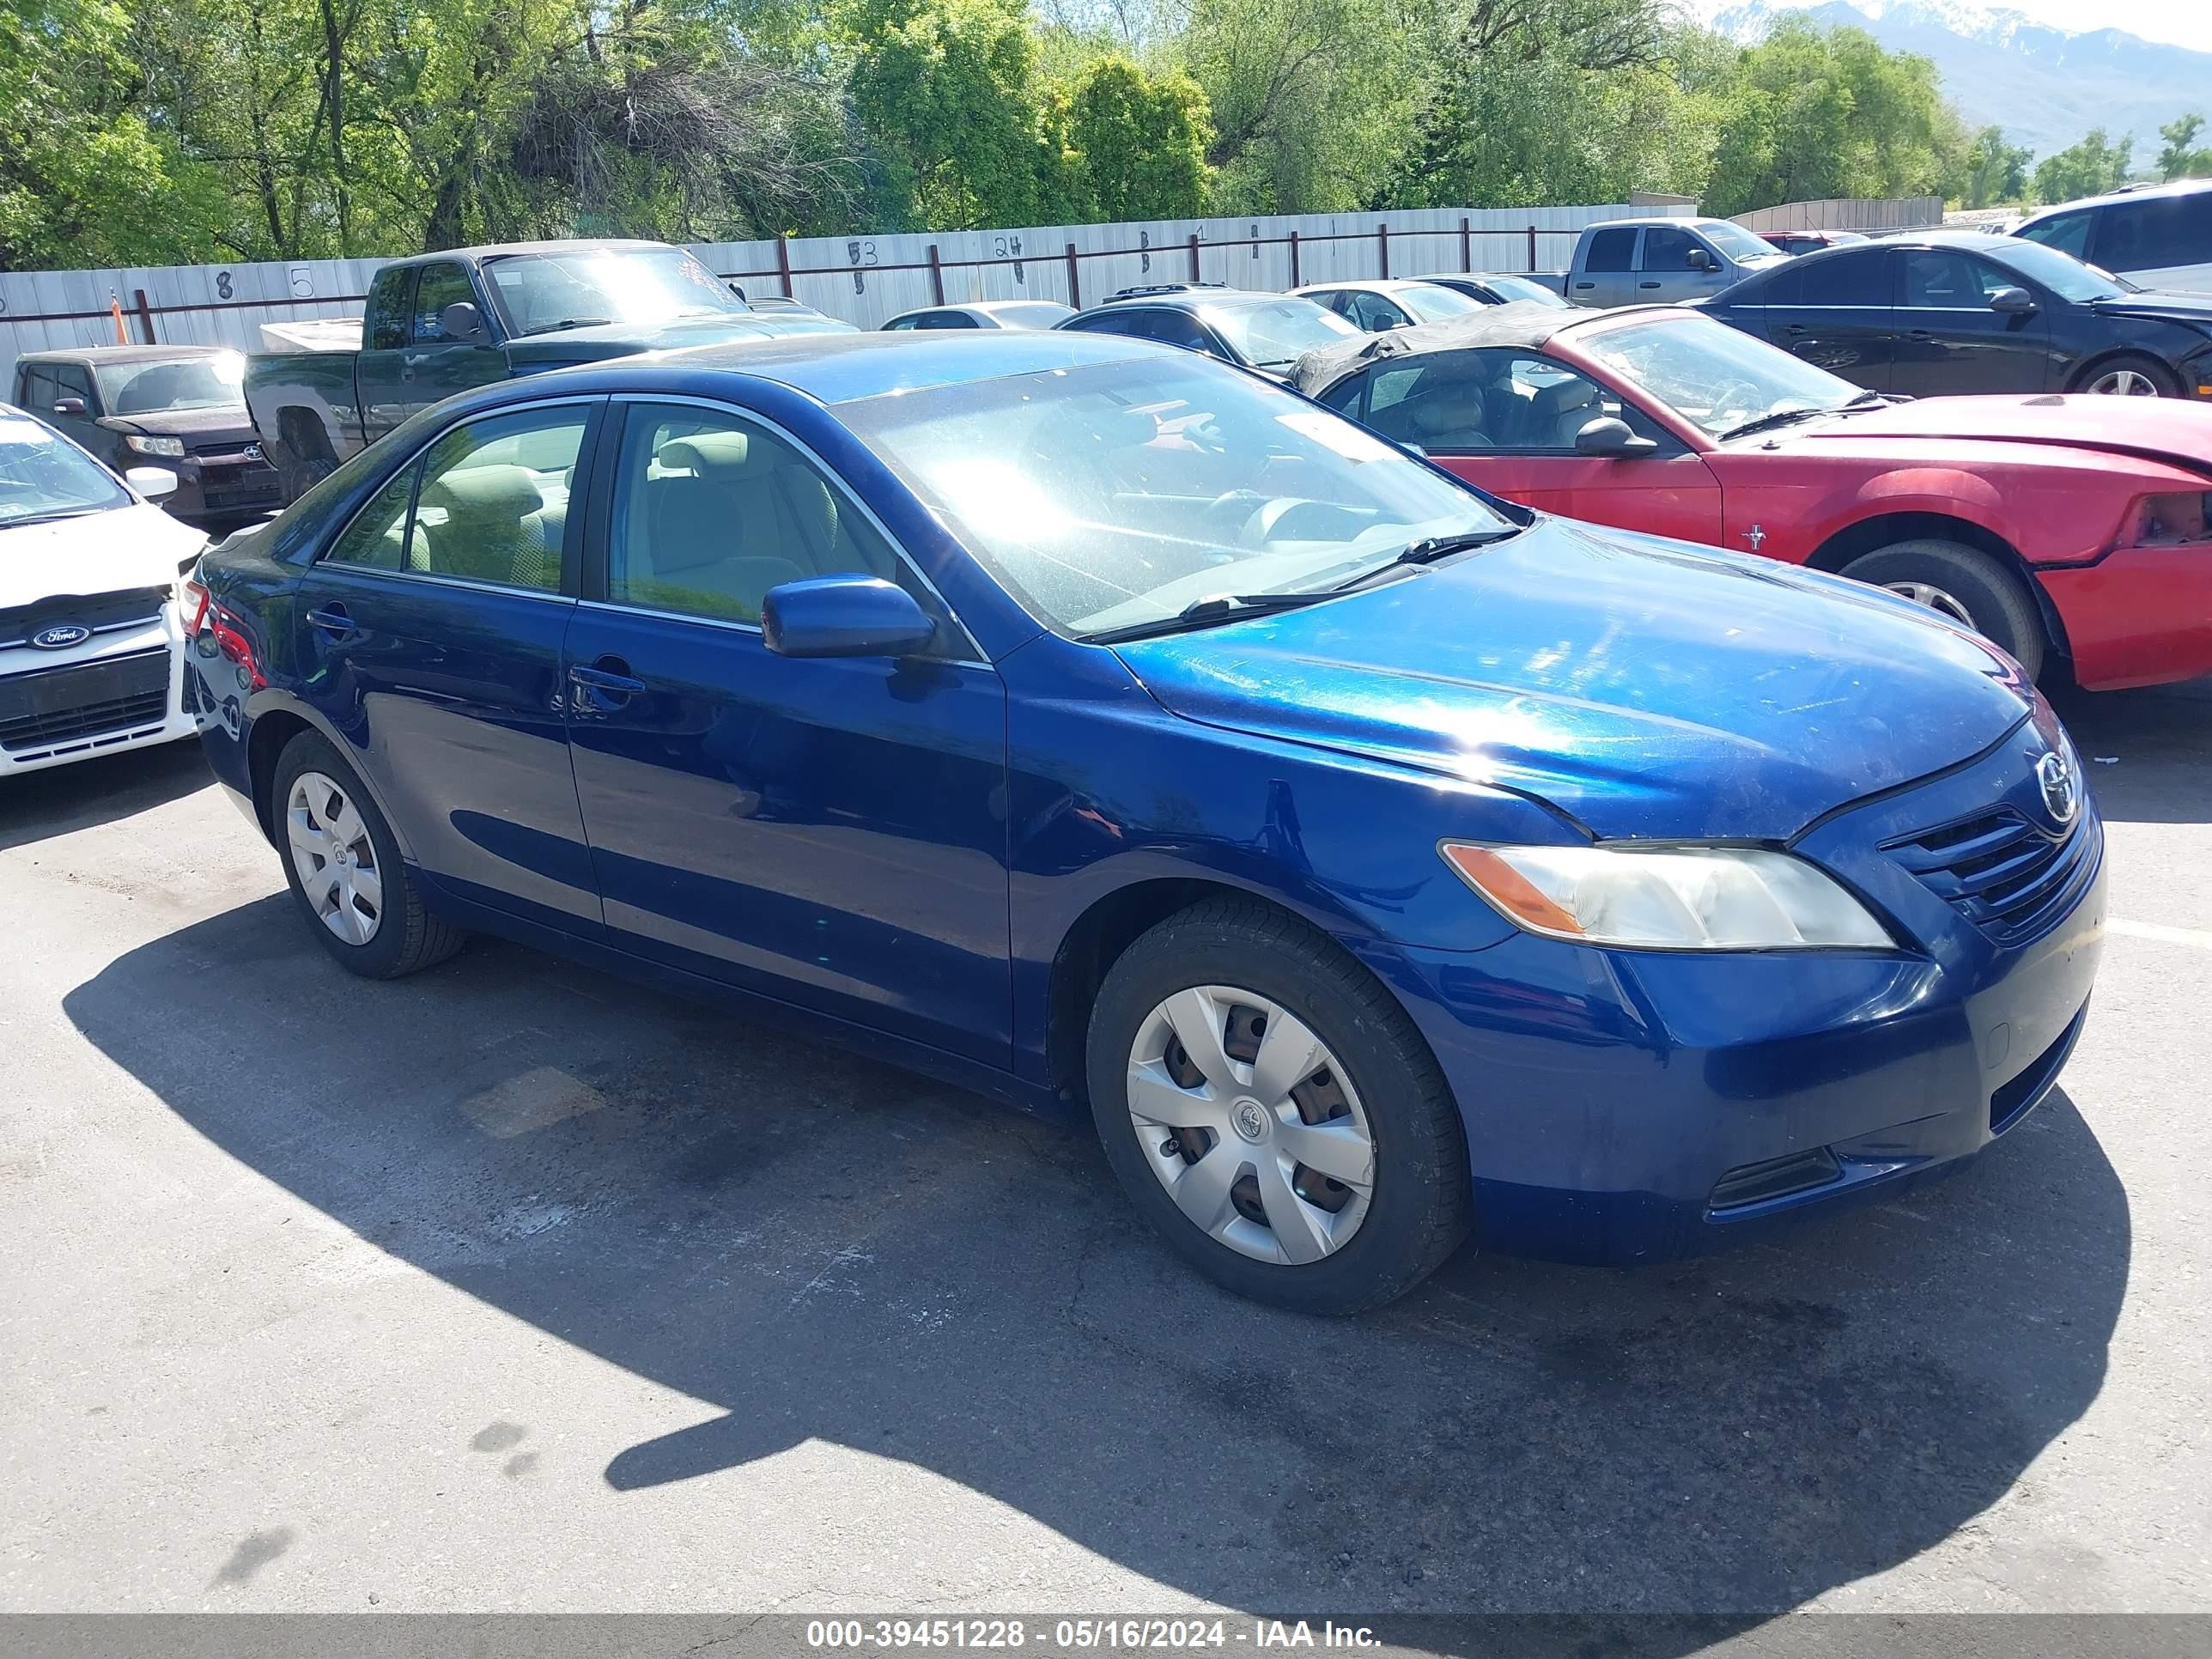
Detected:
left=65, top=897, right=2130, bottom=1619
left=0, top=742, right=211, bottom=854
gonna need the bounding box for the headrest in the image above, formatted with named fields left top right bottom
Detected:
left=1410, top=391, right=1487, bottom=436
left=422, top=462, right=543, bottom=520
left=658, top=431, right=752, bottom=475
left=1532, top=379, right=1597, bottom=416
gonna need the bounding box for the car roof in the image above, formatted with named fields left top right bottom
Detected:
left=1087, top=288, right=1285, bottom=313
left=1297, top=279, right=1450, bottom=295
left=635, top=327, right=1175, bottom=404
left=1288, top=299, right=1622, bottom=396
left=386, top=238, right=674, bottom=269
left=16, top=343, right=234, bottom=366
left=2019, top=177, right=2212, bottom=223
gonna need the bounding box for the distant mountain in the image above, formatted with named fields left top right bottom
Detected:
left=1705, top=0, right=2212, bottom=161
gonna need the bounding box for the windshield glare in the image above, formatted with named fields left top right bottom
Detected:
left=94, top=352, right=245, bottom=415
left=1201, top=299, right=1361, bottom=368
left=484, top=247, right=745, bottom=337
left=1698, top=220, right=1784, bottom=263
left=1578, top=314, right=1861, bottom=440
left=1990, top=239, right=2130, bottom=302
left=1398, top=285, right=1484, bottom=324
left=841, top=357, right=1510, bottom=635
left=0, top=414, right=131, bottom=527
left=1484, top=276, right=1568, bottom=307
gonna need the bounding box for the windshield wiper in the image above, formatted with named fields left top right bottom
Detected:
left=2, top=507, right=105, bottom=529
left=1080, top=591, right=1328, bottom=645
left=1717, top=404, right=1848, bottom=442
left=526, top=317, right=613, bottom=336
left=1330, top=526, right=1526, bottom=592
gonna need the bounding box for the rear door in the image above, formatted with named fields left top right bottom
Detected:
left=1890, top=246, right=2050, bottom=395
left=562, top=397, right=1012, bottom=1066
left=295, top=397, right=605, bottom=933
left=1757, top=246, right=1898, bottom=392
left=1574, top=227, right=1638, bottom=307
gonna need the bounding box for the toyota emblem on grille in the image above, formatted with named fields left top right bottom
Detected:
left=2037, top=749, right=2081, bottom=829
left=31, top=623, right=90, bottom=649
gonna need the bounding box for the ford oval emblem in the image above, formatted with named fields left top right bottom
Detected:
left=2036, top=749, right=2081, bottom=829
left=31, top=623, right=90, bottom=649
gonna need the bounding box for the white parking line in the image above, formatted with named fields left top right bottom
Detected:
left=2110, top=918, right=2212, bottom=951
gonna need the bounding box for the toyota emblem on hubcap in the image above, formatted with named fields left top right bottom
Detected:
left=1231, top=1098, right=1270, bottom=1142
left=2037, top=749, right=2081, bottom=829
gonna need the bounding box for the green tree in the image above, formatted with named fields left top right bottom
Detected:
left=2032, top=128, right=2134, bottom=204
left=2156, top=113, right=2212, bottom=182
left=1065, top=55, right=1212, bottom=220
left=1955, top=125, right=2030, bottom=208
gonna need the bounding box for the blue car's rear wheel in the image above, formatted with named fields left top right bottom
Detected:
left=1086, top=897, right=1470, bottom=1313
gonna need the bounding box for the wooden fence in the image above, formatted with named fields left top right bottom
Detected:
left=0, top=203, right=1687, bottom=379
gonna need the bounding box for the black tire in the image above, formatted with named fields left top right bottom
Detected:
left=1840, top=538, right=2047, bottom=682
left=1085, top=897, right=1471, bottom=1314
left=270, top=731, right=465, bottom=979
left=2069, top=352, right=2180, bottom=398
left=283, top=451, right=336, bottom=506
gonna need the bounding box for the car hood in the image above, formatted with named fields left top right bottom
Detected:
left=1110, top=520, right=2033, bottom=842
left=96, top=405, right=258, bottom=443
left=1765, top=393, right=2212, bottom=473
left=2089, top=289, right=2212, bottom=329
left=0, top=502, right=205, bottom=609
left=506, top=313, right=855, bottom=366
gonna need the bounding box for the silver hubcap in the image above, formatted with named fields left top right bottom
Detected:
left=286, top=771, right=383, bottom=946
left=1882, top=580, right=1978, bottom=629
left=1127, top=985, right=1375, bottom=1266
left=2088, top=368, right=2160, bottom=396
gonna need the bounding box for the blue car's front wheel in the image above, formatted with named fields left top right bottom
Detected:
left=1086, top=898, right=1471, bottom=1313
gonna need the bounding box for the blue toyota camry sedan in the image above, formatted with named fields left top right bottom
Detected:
left=186, top=331, right=2105, bottom=1312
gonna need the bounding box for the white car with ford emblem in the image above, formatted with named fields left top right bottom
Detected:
left=1, top=404, right=206, bottom=776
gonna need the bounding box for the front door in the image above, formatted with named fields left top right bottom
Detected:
left=295, top=398, right=605, bottom=932
left=1890, top=247, right=2051, bottom=395
left=562, top=398, right=1013, bottom=1066
left=1327, top=349, right=1723, bottom=544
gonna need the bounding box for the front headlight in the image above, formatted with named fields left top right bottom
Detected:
left=1440, top=842, right=1894, bottom=951
left=126, top=434, right=186, bottom=458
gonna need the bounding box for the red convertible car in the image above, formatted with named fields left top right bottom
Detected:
left=1295, top=302, right=2212, bottom=690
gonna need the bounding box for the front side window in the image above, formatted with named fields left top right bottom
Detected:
left=839, top=355, right=1511, bottom=638
left=1577, top=313, right=1861, bottom=441
left=411, top=264, right=480, bottom=343
left=606, top=403, right=896, bottom=625
left=322, top=407, right=586, bottom=591
left=1348, top=351, right=1651, bottom=455
left=1903, top=250, right=2012, bottom=309
left=0, top=410, right=131, bottom=527
left=1640, top=227, right=1702, bottom=271
left=1348, top=292, right=1409, bottom=331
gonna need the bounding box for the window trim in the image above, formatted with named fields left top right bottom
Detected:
left=584, top=392, right=988, bottom=667
left=311, top=393, right=606, bottom=601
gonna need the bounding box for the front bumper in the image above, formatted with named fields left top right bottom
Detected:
left=2038, top=546, right=2212, bottom=690
left=1388, top=720, right=2106, bottom=1264
left=0, top=612, right=197, bottom=775
left=148, top=451, right=284, bottom=525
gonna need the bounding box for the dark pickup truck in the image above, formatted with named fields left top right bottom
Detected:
left=14, top=345, right=283, bottom=524
left=244, top=239, right=854, bottom=501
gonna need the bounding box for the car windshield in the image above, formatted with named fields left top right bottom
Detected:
left=989, top=302, right=1076, bottom=326
left=1577, top=313, right=1863, bottom=440
left=1200, top=299, right=1361, bottom=369
left=1482, top=276, right=1569, bottom=307
left=1988, top=239, right=2134, bottom=301
left=1698, top=220, right=1785, bottom=263
left=1397, top=285, right=1484, bottom=324
left=482, top=246, right=745, bottom=337
left=0, top=412, right=131, bottom=528
left=94, top=352, right=245, bottom=415
left=839, top=355, right=1512, bottom=637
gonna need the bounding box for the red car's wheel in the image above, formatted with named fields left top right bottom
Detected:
left=1841, top=539, right=2047, bottom=683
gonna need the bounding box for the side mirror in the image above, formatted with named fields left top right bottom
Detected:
left=727, top=281, right=749, bottom=302
left=1687, top=247, right=1718, bottom=271
left=52, top=397, right=87, bottom=417
left=125, top=465, right=179, bottom=499
left=439, top=301, right=490, bottom=344
left=1575, top=416, right=1659, bottom=459
left=763, top=575, right=937, bottom=659
left=1988, top=286, right=2038, bottom=316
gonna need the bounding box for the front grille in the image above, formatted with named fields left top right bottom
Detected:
left=0, top=586, right=170, bottom=649
left=1884, top=806, right=2098, bottom=945
left=0, top=647, right=171, bottom=752
left=188, top=437, right=260, bottom=459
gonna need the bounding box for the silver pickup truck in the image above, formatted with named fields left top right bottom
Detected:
left=1528, top=218, right=1790, bottom=307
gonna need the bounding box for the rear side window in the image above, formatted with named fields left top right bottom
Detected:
left=365, top=269, right=414, bottom=351
left=1585, top=228, right=1637, bottom=273
left=324, top=467, right=421, bottom=571
left=2094, top=198, right=2212, bottom=271
left=2017, top=211, right=2091, bottom=261
left=1064, top=312, right=1135, bottom=337
left=916, top=312, right=979, bottom=330
left=1795, top=249, right=1886, bottom=306
left=17, top=368, right=58, bottom=410
left=410, top=264, right=478, bottom=344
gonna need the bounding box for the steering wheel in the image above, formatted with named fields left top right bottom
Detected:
left=1200, top=489, right=1272, bottom=548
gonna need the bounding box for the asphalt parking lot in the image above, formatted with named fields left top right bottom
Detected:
left=3, top=679, right=2209, bottom=1620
